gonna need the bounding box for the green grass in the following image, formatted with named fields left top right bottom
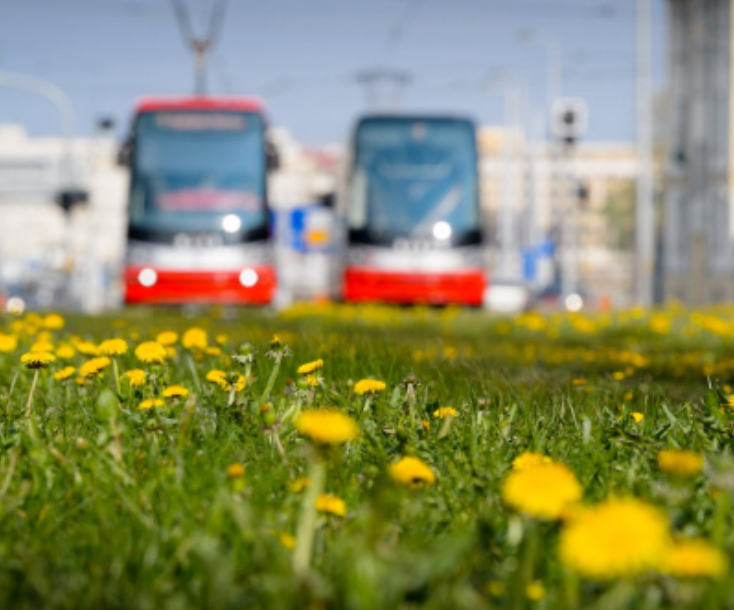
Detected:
left=0, top=305, right=733, bottom=609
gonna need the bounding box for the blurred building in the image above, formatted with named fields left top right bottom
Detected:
left=0, top=124, right=126, bottom=311
left=478, top=127, right=639, bottom=307
left=662, top=0, right=734, bottom=304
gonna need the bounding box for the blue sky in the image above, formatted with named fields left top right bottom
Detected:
left=0, top=0, right=666, bottom=144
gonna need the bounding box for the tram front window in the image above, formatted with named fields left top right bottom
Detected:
left=348, top=117, right=481, bottom=246
left=129, top=110, right=267, bottom=236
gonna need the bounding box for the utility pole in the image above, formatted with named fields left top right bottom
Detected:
left=636, top=0, right=654, bottom=305
left=170, top=0, right=228, bottom=95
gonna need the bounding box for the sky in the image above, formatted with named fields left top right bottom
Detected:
left=0, top=0, right=666, bottom=145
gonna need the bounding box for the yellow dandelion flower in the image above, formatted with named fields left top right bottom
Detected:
left=162, top=385, right=190, bottom=399
left=42, top=313, right=64, bottom=329
left=658, top=449, right=704, bottom=476
left=55, top=344, right=76, bottom=359
left=279, top=532, right=297, bottom=550
left=125, top=369, right=147, bottom=387
left=559, top=498, right=670, bottom=579
left=316, top=493, right=347, bottom=517
left=20, top=351, right=56, bottom=369
left=289, top=477, right=312, bottom=493
left=661, top=539, right=728, bottom=579
left=354, top=379, right=386, bottom=395
left=30, top=340, right=54, bottom=353
left=139, top=398, right=165, bottom=410
left=215, top=334, right=228, bottom=345
left=631, top=412, right=644, bottom=423
left=572, top=378, right=587, bottom=386
left=305, top=374, right=320, bottom=387
left=98, top=338, right=128, bottom=356
left=612, top=371, right=626, bottom=381
left=76, top=341, right=99, bottom=356
left=270, top=334, right=282, bottom=348
left=0, top=334, right=18, bottom=353
left=54, top=366, right=76, bottom=381
left=512, top=452, right=553, bottom=471
left=502, top=462, right=582, bottom=520
left=205, top=370, right=245, bottom=392
left=79, top=357, right=111, bottom=379
left=297, top=359, right=323, bottom=375
left=135, top=341, right=167, bottom=364
left=166, top=347, right=176, bottom=358
left=389, top=456, right=436, bottom=488
left=421, top=419, right=430, bottom=432
left=156, top=331, right=178, bottom=346
left=433, top=407, right=458, bottom=419
left=295, top=409, right=358, bottom=445
left=182, top=327, right=208, bottom=350
left=205, top=346, right=222, bottom=357
left=526, top=581, right=546, bottom=601
left=226, top=463, right=245, bottom=479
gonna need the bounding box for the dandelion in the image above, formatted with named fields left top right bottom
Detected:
left=30, top=340, right=54, bottom=353
left=138, top=398, right=165, bottom=410
left=97, top=338, right=128, bottom=356
left=502, top=462, right=582, bottom=520
left=354, top=379, right=386, bottom=395
left=297, top=359, right=323, bottom=375
left=215, top=334, right=228, bottom=345
left=279, top=532, right=297, bottom=550
left=631, top=412, right=644, bottom=423
left=55, top=344, right=76, bottom=359
left=206, top=370, right=245, bottom=392
left=21, top=351, right=56, bottom=369
left=125, top=369, right=146, bottom=387
left=135, top=341, right=167, bottom=364
left=76, top=341, right=99, bottom=356
left=54, top=366, right=76, bottom=381
left=304, top=374, right=320, bottom=387
left=389, top=456, right=436, bottom=488
left=658, top=449, right=704, bottom=476
left=0, top=334, right=18, bottom=353
left=559, top=498, right=670, bottom=579
left=526, top=581, right=546, bottom=601
left=433, top=406, right=458, bottom=418
left=205, top=346, right=222, bottom=357
left=661, top=539, right=728, bottom=579
left=512, top=452, right=553, bottom=471
left=79, top=357, right=111, bottom=379
left=182, top=327, right=208, bottom=350
left=42, top=313, right=64, bottom=329
left=295, top=410, right=358, bottom=445
left=226, top=463, right=245, bottom=479
left=316, top=493, right=347, bottom=517
left=162, top=385, right=190, bottom=399
left=21, top=351, right=56, bottom=420
left=612, top=371, right=626, bottom=381
left=572, top=378, right=587, bottom=386
left=289, top=477, right=312, bottom=493
left=156, top=331, right=178, bottom=346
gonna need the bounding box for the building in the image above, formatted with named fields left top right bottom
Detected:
left=663, top=0, right=734, bottom=304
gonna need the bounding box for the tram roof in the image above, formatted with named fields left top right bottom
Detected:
left=134, top=96, right=266, bottom=115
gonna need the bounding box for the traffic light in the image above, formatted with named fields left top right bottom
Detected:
left=551, top=98, right=588, bottom=146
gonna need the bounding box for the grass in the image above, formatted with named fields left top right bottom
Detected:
left=0, top=304, right=733, bottom=608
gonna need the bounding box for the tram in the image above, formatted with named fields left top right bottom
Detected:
left=339, top=115, right=487, bottom=305
left=122, top=96, right=277, bottom=305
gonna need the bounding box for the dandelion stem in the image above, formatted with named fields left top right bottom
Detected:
left=293, top=455, right=325, bottom=578
left=25, top=369, right=39, bottom=419
left=185, top=352, right=202, bottom=394
left=112, top=357, right=121, bottom=396
left=259, top=355, right=283, bottom=405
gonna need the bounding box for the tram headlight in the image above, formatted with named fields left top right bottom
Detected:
left=565, top=293, right=584, bottom=312
left=222, top=214, right=242, bottom=233
left=432, top=221, right=452, bottom=241
left=138, top=268, right=158, bottom=287
left=239, top=268, right=259, bottom=288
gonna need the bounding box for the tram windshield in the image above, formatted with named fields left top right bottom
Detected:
left=348, top=117, right=481, bottom=245
left=129, top=110, right=267, bottom=236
